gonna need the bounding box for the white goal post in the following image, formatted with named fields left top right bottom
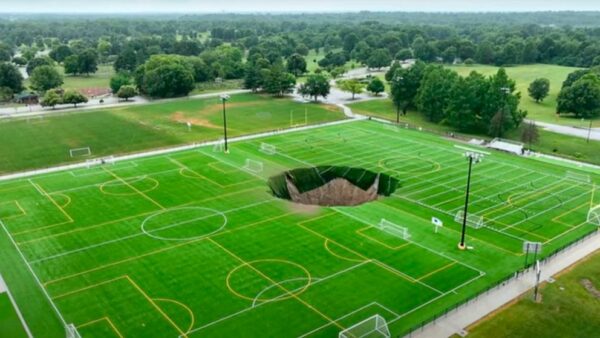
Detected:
left=69, top=147, right=91, bottom=158
left=290, top=108, right=308, bottom=127
left=588, top=205, right=600, bottom=226
left=242, top=159, right=263, bottom=173
left=339, top=314, right=391, bottom=338
left=454, top=210, right=485, bottom=229
left=259, top=142, right=277, bottom=155
left=66, top=323, right=82, bottom=338
left=377, top=219, right=410, bottom=240
left=565, top=171, right=591, bottom=184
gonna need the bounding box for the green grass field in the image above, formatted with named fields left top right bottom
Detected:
left=0, top=93, right=345, bottom=174
left=447, top=64, right=596, bottom=127
left=0, top=119, right=597, bottom=337
left=24, top=65, right=114, bottom=92
left=349, top=99, right=600, bottom=166
left=0, top=293, right=28, bottom=338
left=462, top=249, right=600, bottom=338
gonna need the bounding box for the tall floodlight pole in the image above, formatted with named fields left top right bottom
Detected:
left=458, top=151, right=484, bottom=250
left=587, top=119, right=593, bottom=144
left=394, top=76, right=404, bottom=124
left=220, top=94, right=230, bottom=153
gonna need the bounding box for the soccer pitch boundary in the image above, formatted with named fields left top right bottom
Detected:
left=0, top=119, right=597, bottom=337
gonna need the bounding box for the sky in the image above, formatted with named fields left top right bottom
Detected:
left=1, top=0, right=600, bottom=13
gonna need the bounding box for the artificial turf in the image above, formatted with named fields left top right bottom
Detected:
left=0, top=119, right=597, bottom=337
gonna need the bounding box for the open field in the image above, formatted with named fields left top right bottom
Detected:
left=0, top=93, right=345, bottom=174
left=0, top=120, right=597, bottom=337
left=447, top=64, right=594, bottom=127
left=24, top=65, right=114, bottom=92
left=461, top=249, right=600, bottom=338
left=349, top=99, right=600, bottom=166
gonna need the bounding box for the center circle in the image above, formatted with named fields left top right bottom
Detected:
left=141, top=207, right=227, bottom=241
left=380, top=156, right=440, bottom=175
left=226, top=259, right=311, bottom=303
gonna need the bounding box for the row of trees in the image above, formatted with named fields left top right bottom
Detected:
left=388, top=62, right=527, bottom=137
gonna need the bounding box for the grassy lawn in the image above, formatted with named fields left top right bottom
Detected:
left=349, top=98, right=600, bottom=166
left=462, top=250, right=600, bottom=338
left=447, top=64, right=596, bottom=127
left=0, top=120, right=596, bottom=337
left=0, top=93, right=346, bottom=174
left=0, top=293, right=28, bottom=338
left=189, top=79, right=244, bottom=95
left=24, top=65, right=114, bottom=92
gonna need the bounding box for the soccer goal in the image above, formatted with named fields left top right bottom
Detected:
left=376, top=219, right=410, bottom=240
left=242, top=159, right=263, bottom=173
left=588, top=205, right=600, bottom=226
left=339, top=314, right=391, bottom=338
left=290, top=108, right=308, bottom=127
left=69, top=147, right=91, bottom=158
left=26, top=115, right=45, bottom=124
left=454, top=210, right=485, bottom=229
left=565, top=171, right=591, bottom=184
left=259, top=142, right=277, bottom=155
left=66, top=323, right=82, bottom=338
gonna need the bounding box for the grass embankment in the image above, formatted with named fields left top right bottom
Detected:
left=460, top=250, right=600, bottom=338
left=0, top=93, right=346, bottom=174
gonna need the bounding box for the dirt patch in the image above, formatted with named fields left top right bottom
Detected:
left=286, top=176, right=379, bottom=207
left=581, top=279, right=600, bottom=299
left=171, top=112, right=220, bottom=129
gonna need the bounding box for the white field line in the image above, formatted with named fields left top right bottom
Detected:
left=0, top=118, right=364, bottom=183
left=0, top=274, right=33, bottom=338
left=28, top=199, right=275, bottom=265
left=184, top=260, right=371, bottom=337
left=0, top=220, right=69, bottom=329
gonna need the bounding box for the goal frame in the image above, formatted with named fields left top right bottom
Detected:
left=339, top=314, right=391, bottom=338
left=588, top=205, right=600, bottom=226
left=376, top=219, right=410, bottom=240
left=565, top=171, right=591, bottom=184
left=242, top=159, right=264, bottom=174
left=259, top=142, right=277, bottom=155
left=69, top=147, right=91, bottom=158
left=454, top=210, right=484, bottom=229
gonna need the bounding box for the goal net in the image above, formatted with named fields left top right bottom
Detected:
left=213, top=141, right=225, bottom=152
left=588, top=205, right=600, bottom=226
left=69, top=147, right=91, bottom=158
left=339, top=314, right=391, bottom=338
left=565, top=171, right=591, bottom=184
left=242, top=159, right=263, bottom=174
left=376, top=219, right=410, bottom=240
left=66, top=323, right=82, bottom=338
left=290, top=109, right=308, bottom=127
left=260, top=142, right=277, bottom=155
left=454, top=210, right=485, bottom=229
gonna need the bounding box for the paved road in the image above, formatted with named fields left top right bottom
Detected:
left=530, top=120, right=600, bottom=141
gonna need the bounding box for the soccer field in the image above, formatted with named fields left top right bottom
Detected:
left=0, top=120, right=598, bottom=337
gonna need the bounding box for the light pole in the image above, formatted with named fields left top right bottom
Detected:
left=458, top=151, right=484, bottom=250
left=587, top=119, right=593, bottom=144
left=393, top=75, right=404, bottom=124
left=220, top=94, right=230, bottom=153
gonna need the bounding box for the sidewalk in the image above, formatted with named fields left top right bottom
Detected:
left=529, top=120, right=600, bottom=141
left=407, top=230, right=600, bottom=338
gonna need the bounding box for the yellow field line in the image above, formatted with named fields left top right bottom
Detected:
left=102, top=167, right=165, bottom=210
left=50, top=193, right=72, bottom=209
left=591, top=183, right=597, bottom=209
left=417, top=262, right=456, bottom=281
left=0, top=200, right=26, bottom=220
left=53, top=275, right=127, bottom=300
left=484, top=182, right=565, bottom=217
left=154, top=298, right=196, bottom=333
left=78, top=317, right=124, bottom=338
left=29, top=181, right=74, bottom=223
left=43, top=212, right=294, bottom=286
left=323, top=239, right=365, bottom=263
left=207, top=237, right=344, bottom=330
left=355, top=226, right=411, bottom=250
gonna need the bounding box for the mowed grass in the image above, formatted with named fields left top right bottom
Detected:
left=0, top=93, right=346, bottom=174
left=24, top=65, right=114, bottom=91
left=349, top=98, right=600, bottom=166
left=0, top=120, right=597, bottom=337
left=448, top=64, right=592, bottom=127
left=462, top=250, right=600, bottom=338
left=0, top=293, right=28, bottom=338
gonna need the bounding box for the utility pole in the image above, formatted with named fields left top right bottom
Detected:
left=220, top=94, right=230, bottom=153
left=458, top=151, right=484, bottom=250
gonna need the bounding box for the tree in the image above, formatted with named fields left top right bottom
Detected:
left=26, top=57, right=53, bottom=75
left=337, top=79, right=365, bottom=100
left=117, top=85, right=137, bottom=101
left=114, top=48, right=138, bottom=73
left=77, top=49, right=99, bottom=75
left=262, top=66, right=296, bottom=96
left=557, top=73, right=600, bottom=118
left=528, top=78, right=550, bottom=103
left=366, top=77, right=385, bottom=96
left=483, top=68, right=526, bottom=137
left=367, top=49, right=392, bottom=69
left=389, top=61, right=426, bottom=116
left=110, top=73, right=131, bottom=93
left=12, top=56, right=27, bottom=66
left=286, top=54, right=307, bottom=77
left=63, top=55, right=80, bottom=75
left=0, top=43, right=12, bottom=62
left=298, top=74, right=330, bottom=102
left=29, top=65, right=63, bottom=92
left=0, top=62, right=24, bottom=93
left=395, top=49, right=413, bottom=61
left=521, top=121, right=539, bottom=149
left=243, top=63, right=265, bottom=92
left=416, top=66, right=459, bottom=122
left=49, top=45, right=72, bottom=63
left=446, top=71, right=489, bottom=132
left=40, top=89, right=62, bottom=109
left=136, top=55, right=196, bottom=98
left=62, top=90, right=88, bottom=107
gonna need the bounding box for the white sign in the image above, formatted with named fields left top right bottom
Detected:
left=432, top=217, right=443, bottom=227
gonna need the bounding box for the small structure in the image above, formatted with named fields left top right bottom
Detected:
left=487, top=138, right=524, bottom=155
left=14, top=91, right=39, bottom=104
